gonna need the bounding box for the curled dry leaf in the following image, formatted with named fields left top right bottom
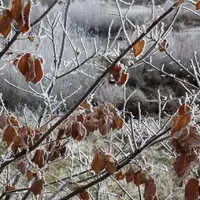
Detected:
left=32, top=149, right=46, bottom=168
left=91, top=149, right=105, bottom=174
left=133, top=40, right=145, bottom=57
left=30, top=178, right=45, bottom=196
left=21, top=0, right=31, bottom=33
left=171, top=112, right=192, bottom=137
left=173, top=152, right=199, bottom=177
left=2, top=125, right=17, bottom=147
left=196, top=1, right=200, bottom=10
left=0, top=9, right=13, bottom=38
left=79, top=191, right=89, bottom=200
left=18, top=53, right=44, bottom=84
left=115, top=170, right=125, bottom=180
left=105, top=154, right=117, bottom=175
left=185, top=178, right=199, bottom=200
left=11, top=0, right=23, bottom=29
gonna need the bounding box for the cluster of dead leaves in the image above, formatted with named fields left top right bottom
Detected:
left=1, top=114, right=44, bottom=153
left=109, top=64, right=129, bottom=86
left=57, top=102, right=123, bottom=141
left=171, top=104, right=200, bottom=181
left=0, top=0, right=31, bottom=38
left=115, top=168, right=158, bottom=200
left=91, top=148, right=117, bottom=174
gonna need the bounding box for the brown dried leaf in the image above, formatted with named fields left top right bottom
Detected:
left=125, top=168, right=135, bottom=183
left=105, top=154, right=117, bottom=175
left=196, top=1, right=200, bottom=10
left=11, top=0, right=23, bottom=29
left=171, top=113, right=192, bottom=137
left=9, top=115, right=19, bottom=126
left=18, top=160, right=26, bottom=175
left=115, top=170, right=125, bottom=180
left=71, top=122, right=87, bottom=141
left=175, top=0, right=184, bottom=7
left=11, top=135, right=21, bottom=153
left=119, top=71, right=129, bottom=86
left=144, top=178, right=156, bottom=200
left=30, top=178, right=44, bottom=196
left=113, top=115, right=123, bottom=130
left=32, top=149, right=46, bottom=168
left=159, top=39, right=169, bottom=52
left=185, top=178, right=199, bottom=200
left=80, top=100, right=92, bottom=111
left=133, top=40, right=145, bottom=57
left=91, top=149, right=105, bottom=174
left=173, top=152, right=199, bottom=177
left=134, top=170, right=148, bottom=186
left=178, top=104, right=191, bottom=115
left=21, top=0, right=31, bottom=33
left=26, top=169, right=36, bottom=181
left=2, top=125, right=17, bottom=147
left=5, top=185, right=15, bottom=192
left=0, top=9, right=13, bottom=38
left=79, top=191, right=89, bottom=200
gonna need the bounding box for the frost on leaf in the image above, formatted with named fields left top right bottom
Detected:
left=105, top=154, right=117, bottom=175
left=21, top=0, right=31, bottom=33
left=71, top=121, right=87, bottom=141
left=11, top=0, right=31, bottom=32
left=173, top=152, right=198, bottom=178
left=30, top=178, right=45, bottom=196
left=91, top=149, right=105, bottom=174
left=133, top=40, right=145, bottom=57
left=11, top=135, right=21, bottom=153
left=0, top=9, right=13, bottom=38
left=185, top=178, right=199, bottom=200
left=18, top=53, right=44, bottom=84
left=159, top=39, right=169, bottom=52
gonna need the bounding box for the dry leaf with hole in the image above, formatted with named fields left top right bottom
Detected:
left=79, top=191, right=89, bottom=200
left=105, top=154, right=117, bottom=175
left=0, top=9, right=13, bottom=38
left=91, top=149, right=105, bottom=174
left=2, top=125, right=17, bottom=147
left=133, top=40, right=145, bottom=57
left=30, top=178, right=45, bottom=196
left=18, top=53, right=44, bottom=84
left=196, top=1, right=200, bottom=10
left=185, top=178, right=199, bottom=200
